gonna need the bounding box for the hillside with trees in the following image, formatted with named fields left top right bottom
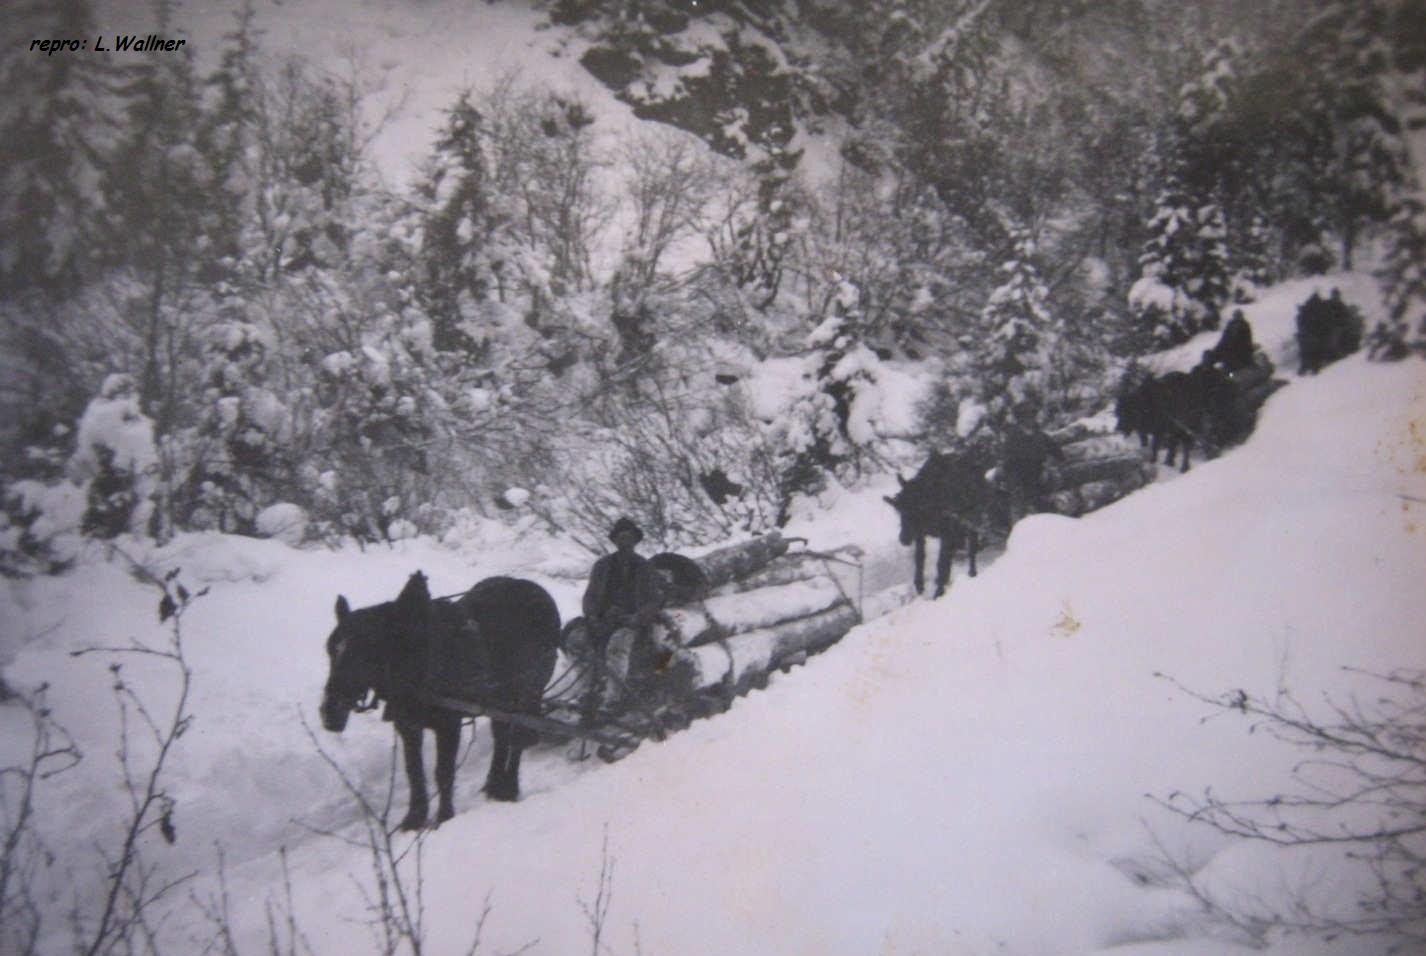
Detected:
left=2, top=0, right=1424, bottom=570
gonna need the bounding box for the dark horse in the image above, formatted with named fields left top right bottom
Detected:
left=883, top=451, right=995, bottom=598
left=319, top=572, right=560, bottom=830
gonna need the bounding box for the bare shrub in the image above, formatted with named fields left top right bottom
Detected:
left=534, top=380, right=801, bottom=553
left=0, top=685, right=82, bottom=956
left=67, top=556, right=208, bottom=956
left=1154, top=668, right=1426, bottom=952
left=299, top=717, right=536, bottom=956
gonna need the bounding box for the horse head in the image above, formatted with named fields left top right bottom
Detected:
left=320, top=571, right=432, bottom=733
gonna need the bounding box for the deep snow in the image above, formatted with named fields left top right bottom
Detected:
left=4, top=1, right=1425, bottom=952
left=3, top=274, right=1424, bottom=955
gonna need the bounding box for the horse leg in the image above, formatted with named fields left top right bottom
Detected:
left=967, top=529, right=979, bottom=578
left=503, top=743, right=525, bottom=800
left=483, top=719, right=519, bottom=802
left=433, top=715, right=461, bottom=825
left=913, top=535, right=926, bottom=595
left=396, top=720, right=429, bottom=831
left=933, top=533, right=953, bottom=598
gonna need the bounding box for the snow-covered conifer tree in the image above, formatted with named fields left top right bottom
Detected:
left=68, top=374, right=158, bottom=539
left=247, top=60, right=364, bottom=282
left=185, top=319, right=290, bottom=533
left=414, top=91, right=501, bottom=354
left=0, top=0, right=116, bottom=295
left=195, top=0, right=260, bottom=279
left=1292, top=0, right=1419, bottom=269
left=775, top=275, right=886, bottom=478
left=1128, top=40, right=1240, bottom=346
left=102, top=0, right=220, bottom=438
left=1370, top=192, right=1426, bottom=359
left=1130, top=184, right=1231, bottom=346
left=976, top=232, right=1057, bottom=427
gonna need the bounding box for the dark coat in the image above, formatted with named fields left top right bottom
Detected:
left=582, top=551, right=664, bottom=638
left=1203, top=314, right=1256, bottom=373
left=999, top=424, right=1064, bottom=500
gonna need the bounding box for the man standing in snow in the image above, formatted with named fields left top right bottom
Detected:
left=573, top=517, right=665, bottom=715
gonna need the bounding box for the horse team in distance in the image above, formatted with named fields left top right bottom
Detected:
left=1116, top=312, right=1263, bottom=473
left=895, top=290, right=1364, bottom=599
left=1295, top=288, right=1362, bottom=375
left=1117, top=289, right=1361, bottom=475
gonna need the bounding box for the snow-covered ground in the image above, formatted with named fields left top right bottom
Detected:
left=3, top=275, right=1423, bottom=955
left=6, top=2, right=1425, bottom=953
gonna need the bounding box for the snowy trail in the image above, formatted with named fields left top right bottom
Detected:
left=3, top=271, right=1420, bottom=954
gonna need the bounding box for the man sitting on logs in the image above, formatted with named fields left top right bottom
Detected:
left=567, top=517, right=667, bottom=718
left=1200, top=309, right=1256, bottom=374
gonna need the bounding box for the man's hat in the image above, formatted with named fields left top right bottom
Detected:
left=609, top=517, right=643, bottom=543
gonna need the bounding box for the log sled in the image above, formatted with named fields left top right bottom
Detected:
left=420, top=532, right=910, bottom=762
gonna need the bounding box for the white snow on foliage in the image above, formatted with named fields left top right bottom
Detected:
left=1, top=278, right=1421, bottom=955
left=69, top=374, right=158, bottom=482
left=0, top=480, right=84, bottom=567
left=255, top=503, right=308, bottom=546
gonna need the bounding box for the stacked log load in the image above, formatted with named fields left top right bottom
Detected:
left=650, top=532, right=912, bottom=700
left=1043, top=425, right=1158, bottom=517
left=1043, top=353, right=1284, bottom=517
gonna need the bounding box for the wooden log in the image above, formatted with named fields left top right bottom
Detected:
left=1048, top=421, right=1099, bottom=445
left=1048, top=465, right=1153, bottom=516
left=1059, top=434, right=1142, bottom=463
left=651, top=577, right=849, bottom=649
left=698, top=578, right=847, bottom=645
left=1077, top=478, right=1145, bottom=513
left=695, top=531, right=789, bottom=589
left=1051, top=453, right=1153, bottom=490
left=668, top=602, right=860, bottom=695
left=1046, top=487, right=1083, bottom=516
left=710, top=547, right=861, bottom=596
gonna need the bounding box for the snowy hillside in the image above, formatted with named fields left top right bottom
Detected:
left=2, top=277, right=1423, bottom=955
left=89, top=0, right=640, bottom=186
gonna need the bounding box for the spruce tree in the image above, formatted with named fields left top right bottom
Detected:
left=414, top=91, right=499, bottom=354
left=977, top=232, right=1057, bottom=428
left=1293, top=0, right=1417, bottom=268
left=247, top=59, right=363, bottom=282
left=1132, top=43, right=1238, bottom=350
left=196, top=0, right=261, bottom=280
left=0, top=0, right=116, bottom=296
left=101, top=1, right=213, bottom=434
left=1371, top=193, right=1426, bottom=359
